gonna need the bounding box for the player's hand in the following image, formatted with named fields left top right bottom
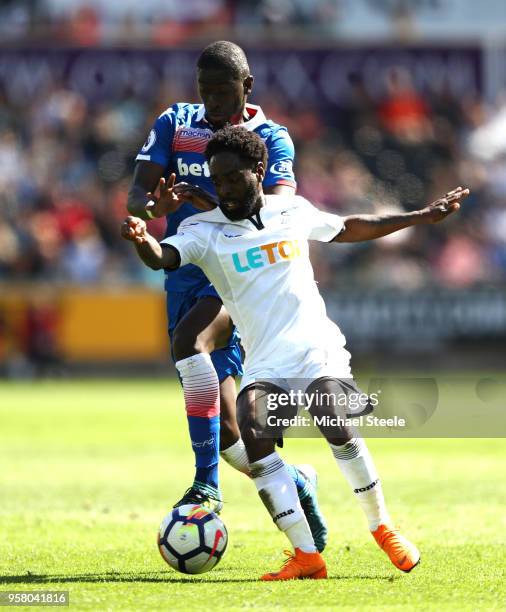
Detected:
left=173, top=182, right=219, bottom=211
left=419, top=187, right=470, bottom=223
left=145, top=173, right=185, bottom=218
left=121, top=216, right=148, bottom=244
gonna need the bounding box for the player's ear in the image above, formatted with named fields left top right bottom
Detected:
left=256, top=161, right=265, bottom=182
left=243, top=75, right=253, bottom=96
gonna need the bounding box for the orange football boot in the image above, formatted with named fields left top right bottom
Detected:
left=260, top=548, right=327, bottom=581
left=372, top=524, right=420, bottom=572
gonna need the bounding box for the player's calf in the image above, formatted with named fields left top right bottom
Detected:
left=174, top=353, right=222, bottom=506
left=249, top=451, right=320, bottom=578
left=291, top=464, right=328, bottom=553
left=218, top=376, right=242, bottom=451
left=237, top=386, right=328, bottom=552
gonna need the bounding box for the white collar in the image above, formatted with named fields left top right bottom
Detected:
left=193, top=203, right=268, bottom=229
left=196, top=103, right=267, bottom=131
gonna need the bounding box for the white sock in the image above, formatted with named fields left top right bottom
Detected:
left=220, top=438, right=250, bottom=476
left=330, top=438, right=390, bottom=531
left=250, top=452, right=316, bottom=553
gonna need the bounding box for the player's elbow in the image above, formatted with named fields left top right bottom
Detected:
left=146, top=260, right=163, bottom=271
left=126, top=192, right=140, bottom=216
left=127, top=185, right=147, bottom=216
left=333, top=217, right=365, bottom=243
left=136, top=250, right=164, bottom=271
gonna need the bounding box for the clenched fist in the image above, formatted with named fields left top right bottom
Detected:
left=121, top=216, right=148, bottom=244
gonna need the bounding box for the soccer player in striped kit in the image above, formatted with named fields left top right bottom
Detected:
left=123, top=126, right=469, bottom=580
left=127, top=41, right=327, bottom=551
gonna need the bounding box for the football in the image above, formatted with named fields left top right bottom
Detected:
left=157, top=504, right=228, bottom=574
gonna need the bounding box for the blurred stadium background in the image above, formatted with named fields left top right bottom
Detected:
left=1, top=0, right=506, bottom=378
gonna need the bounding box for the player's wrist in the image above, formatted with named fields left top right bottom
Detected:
left=408, top=210, right=425, bottom=225
left=145, top=200, right=159, bottom=219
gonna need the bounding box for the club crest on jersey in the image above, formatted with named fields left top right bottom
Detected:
left=173, top=127, right=213, bottom=154
left=232, top=240, right=301, bottom=273
left=141, top=129, right=156, bottom=152
left=270, top=159, right=293, bottom=175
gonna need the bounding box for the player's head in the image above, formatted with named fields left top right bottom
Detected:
left=205, top=126, right=267, bottom=221
left=197, top=41, right=253, bottom=128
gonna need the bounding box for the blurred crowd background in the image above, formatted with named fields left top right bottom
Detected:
left=2, top=56, right=505, bottom=290
left=2, top=0, right=506, bottom=44
left=1, top=0, right=506, bottom=374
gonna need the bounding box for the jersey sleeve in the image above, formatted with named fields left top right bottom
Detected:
left=300, top=198, right=345, bottom=242
left=263, top=127, right=296, bottom=189
left=135, top=106, right=176, bottom=167
left=160, top=220, right=207, bottom=267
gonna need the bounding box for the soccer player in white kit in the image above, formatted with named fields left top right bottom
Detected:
left=122, top=126, right=469, bottom=581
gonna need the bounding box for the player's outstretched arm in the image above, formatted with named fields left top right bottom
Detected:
left=333, top=187, right=470, bottom=243
left=121, top=216, right=179, bottom=270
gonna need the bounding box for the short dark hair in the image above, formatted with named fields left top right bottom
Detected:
left=197, top=41, right=250, bottom=80
left=205, top=126, right=268, bottom=169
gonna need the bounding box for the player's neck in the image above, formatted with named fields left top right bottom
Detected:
left=230, top=107, right=249, bottom=125
left=251, top=193, right=266, bottom=214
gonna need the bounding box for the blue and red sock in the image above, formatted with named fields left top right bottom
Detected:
left=176, top=353, right=221, bottom=497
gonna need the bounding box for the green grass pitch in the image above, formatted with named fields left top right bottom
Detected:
left=0, top=379, right=504, bottom=611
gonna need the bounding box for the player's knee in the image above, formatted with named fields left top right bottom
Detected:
left=219, top=425, right=239, bottom=451
left=237, top=411, right=257, bottom=441
left=220, top=411, right=237, bottom=430
left=172, top=325, right=207, bottom=360
left=312, top=410, right=352, bottom=445
left=220, top=413, right=239, bottom=439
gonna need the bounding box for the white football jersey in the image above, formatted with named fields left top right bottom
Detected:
left=162, top=195, right=351, bottom=380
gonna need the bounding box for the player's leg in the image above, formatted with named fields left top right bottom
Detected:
left=207, top=340, right=321, bottom=497
left=172, top=293, right=328, bottom=550
left=172, top=295, right=249, bottom=474
left=172, top=295, right=241, bottom=444
left=171, top=296, right=235, bottom=511
left=237, top=383, right=326, bottom=581
left=306, top=376, right=420, bottom=572
left=208, top=330, right=328, bottom=552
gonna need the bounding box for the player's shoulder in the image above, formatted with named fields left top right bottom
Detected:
left=265, top=194, right=310, bottom=214
left=178, top=207, right=228, bottom=230
left=256, top=120, right=291, bottom=143
left=157, top=102, right=201, bottom=123
left=247, top=104, right=290, bottom=139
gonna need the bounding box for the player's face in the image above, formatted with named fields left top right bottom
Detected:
left=209, top=151, right=264, bottom=221
left=197, top=69, right=252, bottom=128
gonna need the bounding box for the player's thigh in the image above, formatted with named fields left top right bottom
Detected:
left=172, top=296, right=234, bottom=357
left=305, top=377, right=354, bottom=445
